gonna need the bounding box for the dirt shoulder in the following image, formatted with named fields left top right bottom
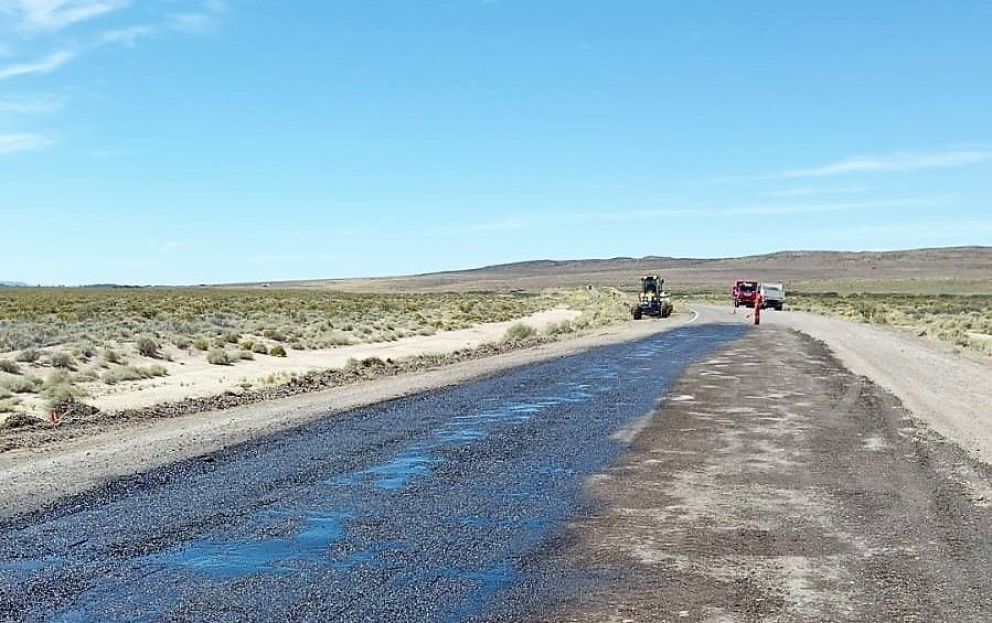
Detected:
left=713, top=305, right=992, bottom=467
left=536, top=325, right=992, bottom=622
left=0, top=310, right=698, bottom=520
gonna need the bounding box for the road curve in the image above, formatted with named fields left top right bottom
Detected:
left=0, top=323, right=747, bottom=623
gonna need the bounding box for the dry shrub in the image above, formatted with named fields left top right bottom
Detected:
left=207, top=349, right=232, bottom=365
left=503, top=322, right=537, bottom=343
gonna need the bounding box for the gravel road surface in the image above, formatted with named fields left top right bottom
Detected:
left=761, top=308, right=992, bottom=466
left=536, top=324, right=992, bottom=622
left=0, top=324, right=746, bottom=623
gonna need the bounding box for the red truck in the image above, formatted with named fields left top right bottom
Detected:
left=732, top=280, right=760, bottom=308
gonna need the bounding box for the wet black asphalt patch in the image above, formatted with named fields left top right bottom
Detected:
left=0, top=323, right=748, bottom=623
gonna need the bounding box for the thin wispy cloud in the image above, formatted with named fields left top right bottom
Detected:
left=763, top=185, right=868, bottom=198
left=100, top=25, right=153, bottom=46
left=782, top=150, right=991, bottom=178
left=0, top=0, right=234, bottom=158
left=0, top=50, right=74, bottom=79
left=167, top=12, right=213, bottom=34
left=168, top=0, right=227, bottom=34
left=158, top=240, right=182, bottom=254
left=0, top=94, right=63, bottom=113
left=0, top=132, right=53, bottom=154
left=716, top=149, right=991, bottom=183
left=0, top=0, right=129, bottom=31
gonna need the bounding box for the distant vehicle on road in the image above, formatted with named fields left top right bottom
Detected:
left=760, top=282, right=786, bottom=311
left=631, top=275, right=673, bottom=319
left=731, top=280, right=759, bottom=308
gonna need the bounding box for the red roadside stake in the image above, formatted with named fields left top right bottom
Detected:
left=50, top=409, right=59, bottom=429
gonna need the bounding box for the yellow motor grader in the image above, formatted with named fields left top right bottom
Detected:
left=631, top=275, right=673, bottom=320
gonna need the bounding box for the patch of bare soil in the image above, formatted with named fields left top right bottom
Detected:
left=534, top=326, right=992, bottom=622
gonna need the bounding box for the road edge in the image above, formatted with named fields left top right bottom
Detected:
left=0, top=309, right=704, bottom=520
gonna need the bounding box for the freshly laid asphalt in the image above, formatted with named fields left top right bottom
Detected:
left=0, top=323, right=748, bottom=623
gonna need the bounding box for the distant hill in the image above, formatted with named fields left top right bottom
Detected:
left=246, top=246, right=992, bottom=294
left=0, top=281, right=28, bottom=288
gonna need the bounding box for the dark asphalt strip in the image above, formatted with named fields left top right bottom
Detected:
left=0, top=324, right=747, bottom=623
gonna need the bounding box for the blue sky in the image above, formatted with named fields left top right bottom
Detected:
left=1, top=1, right=990, bottom=285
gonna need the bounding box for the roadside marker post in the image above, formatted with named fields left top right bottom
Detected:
left=50, top=409, right=59, bottom=429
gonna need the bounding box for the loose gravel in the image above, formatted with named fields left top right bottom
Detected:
left=0, top=324, right=745, bottom=623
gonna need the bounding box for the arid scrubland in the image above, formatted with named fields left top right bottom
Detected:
left=679, top=289, right=992, bottom=358
left=0, top=287, right=632, bottom=427
left=788, top=293, right=992, bottom=356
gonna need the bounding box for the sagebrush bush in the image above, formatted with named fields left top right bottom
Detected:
left=103, top=348, right=123, bottom=364
left=102, top=364, right=169, bottom=385
left=0, top=359, right=21, bottom=374
left=207, top=349, right=231, bottom=365
left=45, top=370, right=72, bottom=387
left=0, top=375, right=42, bottom=394
left=173, top=336, right=192, bottom=350
left=269, top=345, right=287, bottom=357
left=192, top=338, right=210, bottom=351
left=15, top=349, right=40, bottom=363
left=503, top=322, right=537, bottom=343
left=136, top=335, right=159, bottom=357
left=72, top=368, right=99, bottom=383
left=251, top=343, right=269, bottom=355
left=43, top=383, right=81, bottom=410
left=545, top=320, right=575, bottom=336
left=50, top=351, right=75, bottom=369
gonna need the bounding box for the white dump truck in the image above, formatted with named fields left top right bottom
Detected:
left=759, top=283, right=786, bottom=310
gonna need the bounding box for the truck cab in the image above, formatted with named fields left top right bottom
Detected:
left=732, top=280, right=759, bottom=308
left=759, top=283, right=786, bottom=310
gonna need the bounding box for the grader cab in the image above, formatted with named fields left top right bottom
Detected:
left=631, top=275, right=673, bottom=320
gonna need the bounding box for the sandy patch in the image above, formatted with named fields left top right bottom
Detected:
left=52, top=308, right=579, bottom=413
